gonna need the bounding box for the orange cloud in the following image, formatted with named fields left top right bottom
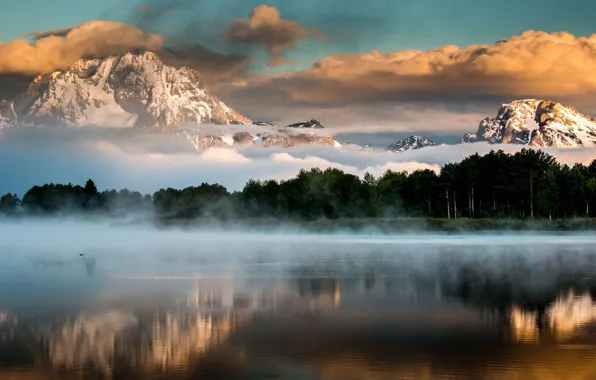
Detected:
left=0, top=21, right=163, bottom=76
left=244, top=31, right=596, bottom=103
left=223, top=5, right=324, bottom=67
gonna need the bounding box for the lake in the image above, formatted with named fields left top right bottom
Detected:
left=1, top=224, right=596, bottom=379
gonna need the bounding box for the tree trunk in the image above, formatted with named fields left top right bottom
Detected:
left=587, top=201, right=589, bottom=217
left=471, top=181, right=475, bottom=218
left=468, top=190, right=472, bottom=218
left=493, top=191, right=496, bottom=211
left=427, top=198, right=432, bottom=216
left=529, top=172, right=534, bottom=219
left=453, top=190, right=458, bottom=218
left=446, top=189, right=451, bottom=219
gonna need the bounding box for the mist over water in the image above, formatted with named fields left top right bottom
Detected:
left=2, top=221, right=596, bottom=379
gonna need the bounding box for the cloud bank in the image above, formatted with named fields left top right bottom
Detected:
left=235, top=30, right=596, bottom=110
left=0, top=21, right=163, bottom=76
left=1, top=127, right=596, bottom=196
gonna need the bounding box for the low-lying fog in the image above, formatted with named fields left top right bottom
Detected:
left=2, top=220, right=596, bottom=307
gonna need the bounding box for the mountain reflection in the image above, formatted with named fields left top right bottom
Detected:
left=0, top=276, right=345, bottom=378
left=511, top=289, right=596, bottom=343
left=44, top=311, right=137, bottom=376
left=3, top=245, right=596, bottom=379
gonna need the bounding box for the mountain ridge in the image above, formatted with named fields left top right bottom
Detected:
left=0, top=50, right=250, bottom=127
left=387, top=135, right=436, bottom=152
left=462, top=99, right=596, bottom=147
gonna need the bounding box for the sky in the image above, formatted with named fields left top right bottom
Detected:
left=1, top=1, right=596, bottom=192
left=1, top=0, right=596, bottom=134
left=2, top=0, right=596, bottom=62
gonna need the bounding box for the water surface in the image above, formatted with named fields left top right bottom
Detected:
left=1, top=228, right=596, bottom=379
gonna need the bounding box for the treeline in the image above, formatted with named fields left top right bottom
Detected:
left=2, top=149, right=596, bottom=221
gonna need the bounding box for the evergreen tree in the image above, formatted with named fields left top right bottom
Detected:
left=0, top=193, right=20, bottom=215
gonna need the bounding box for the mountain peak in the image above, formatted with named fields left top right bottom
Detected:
left=285, top=119, right=325, bottom=128
left=387, top=135, right=436, bottom=152
left=462, top=99, right=596, bottom=147
left=3, top=50, right=250, bottom=127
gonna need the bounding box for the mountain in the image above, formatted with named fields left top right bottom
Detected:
left=176, top=129, right=341, bottom=151
left=0, top=50, right=342, bottom=150
left=172, top=118, right=340, bottom=150
left=253, top=121, right=278, bottom=127
left=0, top=50, right=250, bottom=127
left=285, top=119, right=325, bottom=129
left=252, top=120, right=324, bottom=129
left=460, top=133, right=477, bottom=144
left=462, top=99, right=596, bottom=147
left=387, top=135, right=436, bottom=152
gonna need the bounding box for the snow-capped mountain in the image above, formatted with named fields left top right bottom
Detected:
left=462, top=99, right=596, bottom=147
left=176, top=129, right=340, bottom=151
left=285, top=119, right=325, bottom=129
left=253, top=121, right=278, bottom=127
left=1, top=50, right=250, bottom=127
left=252, top=119, right=324, bottom=129
left=460, top=133, right=477, bottom=144
left=387, top=135, right=436, bottom=152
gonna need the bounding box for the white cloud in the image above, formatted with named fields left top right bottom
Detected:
left=0, top=127, right=594, bottom=196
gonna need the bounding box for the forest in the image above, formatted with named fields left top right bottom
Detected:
left=2, top=148, right=596, bottom=222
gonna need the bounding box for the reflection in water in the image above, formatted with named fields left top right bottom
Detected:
left=44, top=311, right=137, bottom=376
left=4, top=242, right=596, bottom=378
left=83, top=257, right=96, bottom=276
left=511, top=305, right=540, bottom=343
left=134, top=310, right=232, bottom=372
left=511, top=289, right=596, bottom=343
left=547, top=290, right=596, bottom=341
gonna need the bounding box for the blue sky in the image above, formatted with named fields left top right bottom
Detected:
left=2, top=0, right=595, bottom=72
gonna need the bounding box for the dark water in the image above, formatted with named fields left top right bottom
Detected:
left=2, top=233, right=596, bottom=379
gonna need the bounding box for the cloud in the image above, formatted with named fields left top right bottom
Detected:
left=237, top=30, right=596, bottom=106
left=0, top=127, right=437, bottom=195
left=223, top=5, right=324, bottom=66
left=266, top=56, right=297, bottom=68
left=157, top=45, right=252, bottom=83
left=214, top=82, right=489, bottom=132
left=1, top=127, right=595, bottom=197
left=0, top=21, right=163, bottom=76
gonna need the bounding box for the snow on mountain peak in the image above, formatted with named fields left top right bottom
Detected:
left=4, top=50, right=250, bottom=127
left=175, top=127, right=341, bottom=151
left=386, top=135, right=436, bottom=152
left=463, top=99, right=596, bottom=147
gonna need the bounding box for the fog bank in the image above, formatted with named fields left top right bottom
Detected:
left=1, top=127, right=595, bottom=195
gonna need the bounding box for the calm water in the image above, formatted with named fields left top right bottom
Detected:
left=2, top=229, right=596, bottom=379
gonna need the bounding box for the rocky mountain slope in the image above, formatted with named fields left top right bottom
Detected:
left=387, top=135, right=436, bottom=152
left=462, top=99, right=596, bottom=147
left=176, top=129, right=341, bottom=151
left=253, top=119, right=324, bottom=129
left=286, top=119, right=325, bottom=129
left=0, top=50, right=250, bottom=127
